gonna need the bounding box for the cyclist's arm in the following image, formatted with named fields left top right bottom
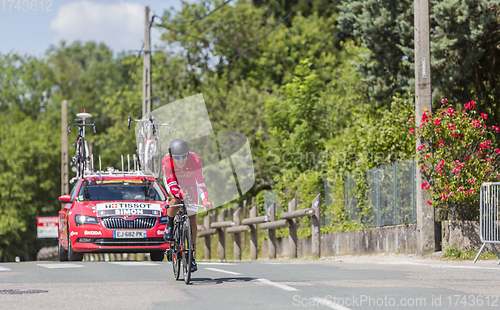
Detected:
left=192, top=154, right=209, bottom=203
left=161, top=155, right=183, bottom=200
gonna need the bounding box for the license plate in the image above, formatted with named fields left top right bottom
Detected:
left=113, top=231, right=147, bottom=239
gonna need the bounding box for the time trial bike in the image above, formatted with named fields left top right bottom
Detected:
left=166, top=187, right=208, bottom=285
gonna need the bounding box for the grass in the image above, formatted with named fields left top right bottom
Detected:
left=442, top=244, right=499, bottom=261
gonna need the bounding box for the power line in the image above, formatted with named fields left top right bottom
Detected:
left=153, top=0, right=232, bottom=26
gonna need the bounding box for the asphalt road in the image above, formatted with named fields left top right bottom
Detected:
left=0, top=254, right=499, bottom=310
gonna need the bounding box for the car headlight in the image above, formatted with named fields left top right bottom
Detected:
left=75, top=215, right=99, bottom=226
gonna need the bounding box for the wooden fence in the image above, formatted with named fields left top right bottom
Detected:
left=198, top=194, right=321, bottom=260
left=80, top=193, right=321, bottom=262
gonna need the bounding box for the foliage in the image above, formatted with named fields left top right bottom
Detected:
left=0, top=109, right=60, bottom=261
left=324, top=95, right=415, bottom=228
left=338, top=0, right=500, bottom=124
left=412, top=100, right=500, bottom=220
left=442, top=243, right=499, bottom=260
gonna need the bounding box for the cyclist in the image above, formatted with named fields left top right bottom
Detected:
left=162, top=138, right=212, bottom=272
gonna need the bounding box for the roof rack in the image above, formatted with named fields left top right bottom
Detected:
left=81, top=154, right=158, bottom=179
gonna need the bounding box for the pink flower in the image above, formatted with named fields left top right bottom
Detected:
left=472, top=119, right=481, bottom=129
left=407, top=117, right=414, bottom=123
left=492, top=126, right=499, bottom=133
left=436, top=128, right=441, bottom=132
left=485, top=158, right=492, bottom=162
left=424, top=154, right=431, bottom=158
left=417, top=145, right=426, bottom=151
left=442, top=193, right=448, bottom=200
left=494, top=149, right=500, bottom=154
left=465, top=156, right=470, bottom=161
left=449, top=148, right=453, bottom=151
left=464, top=102, right=471, bottom=110
left=409, top=128, right=415, bottom=134
left=445, top=186, right=450, bottom=191
left=427, top=200, right=432, bottom=206
left=470, top=100, right=476, bottom=108
left=421, top=182, right=428, bottom=190
left=481, top=113, right=488, bottom=119
left=467, top=179, right=474, bottom=184
left=439, top=139, right=444, bottom=146
left=422, top=167, right=429, bottom=172
left=449, top=192, right=454, bottom=197
left=422, top=113, right=429, bottom=121
left=442, top=98, right=448, bottom=104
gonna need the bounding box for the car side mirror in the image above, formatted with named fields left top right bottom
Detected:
left=58, top=195, right=72, bottom=203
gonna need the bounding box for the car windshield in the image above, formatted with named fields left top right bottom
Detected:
left=77, top=180, right=166, bottom=202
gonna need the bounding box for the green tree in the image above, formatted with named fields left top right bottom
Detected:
left=0, top=109, right=60, bottom=261
left=338, top=0, right=500, bottom=121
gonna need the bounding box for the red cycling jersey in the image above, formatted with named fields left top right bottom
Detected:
left=161, top=151, right=208, bottom=204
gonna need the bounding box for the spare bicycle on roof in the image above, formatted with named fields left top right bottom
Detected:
left=128, top=115, right=172, bottom=178
left=68, top=110, right=96, bottom=182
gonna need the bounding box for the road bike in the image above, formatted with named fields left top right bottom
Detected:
left=68, top=111, right=96, bottom=182
left=166, top=188, right=205, bottom=285
left=128, top=116, right=172, bottom=177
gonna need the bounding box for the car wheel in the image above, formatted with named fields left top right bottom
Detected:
left=67, top=232, right=83, bottom=261
left=150, top=251, right=164, bottom=261
left=58, top=239, right=68, bottom=262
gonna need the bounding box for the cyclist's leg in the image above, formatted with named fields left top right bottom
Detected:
left=167, top=207, right=179, bottom=218
left=164, top=207, right=179, bottom=241
left=189, top=214, right=197, bottom=245
left=187, top=213, right=198, bottom=272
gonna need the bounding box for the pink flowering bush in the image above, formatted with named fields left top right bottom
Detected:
left=409, top=99, right=500, bottom=220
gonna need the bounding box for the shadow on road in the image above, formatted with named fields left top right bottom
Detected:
left=188, top=277, right=256, bottom=286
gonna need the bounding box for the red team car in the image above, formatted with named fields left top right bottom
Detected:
left=57, top=170, right=170, bottom=261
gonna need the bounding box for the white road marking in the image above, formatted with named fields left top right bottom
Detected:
left=254, top=278, right=298, bottom=291
left=109, top=262, right=160, bottom=266
left=204, top=267, right=298, bottom=291
left=0, top=267, right=11, bottom=271
left=38, top=263, right=84, bottom=269
left=197, top=262, right=234, bottom=265
left=311, top=297, right=352, bottom=310
left=205, top=268, right=241, bottom=275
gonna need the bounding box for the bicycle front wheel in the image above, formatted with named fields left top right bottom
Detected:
left=172, top=246, right=180, bottom=280
left=182, top=218, right=193, bottom=284
left=171, top=222, right=180, bottom=280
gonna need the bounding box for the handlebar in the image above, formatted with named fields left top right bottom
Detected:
left=127, top=116, right=172, bottom=134
left=68, top=122, right=96, bottom=134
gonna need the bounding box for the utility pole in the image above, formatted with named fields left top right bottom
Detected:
left=143, top=5, right=151, bottom=120
left=414, top=0, right=435, bottom=254
left=61, top=100, right=69, bottom=195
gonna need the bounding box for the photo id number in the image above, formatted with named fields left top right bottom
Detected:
left=1, top=0, right=52, bottom=12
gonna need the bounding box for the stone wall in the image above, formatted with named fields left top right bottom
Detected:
left=261, top=224, right=418, bottom=257
left=441, top=220, right=487, bottom=252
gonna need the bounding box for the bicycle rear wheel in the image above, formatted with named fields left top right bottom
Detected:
left=182, top=218, right=193, bottom=284
left=153, top=138, right=162, bottom=177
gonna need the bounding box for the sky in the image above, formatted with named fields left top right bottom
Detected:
left=0, top=0, right=191, bottom=58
